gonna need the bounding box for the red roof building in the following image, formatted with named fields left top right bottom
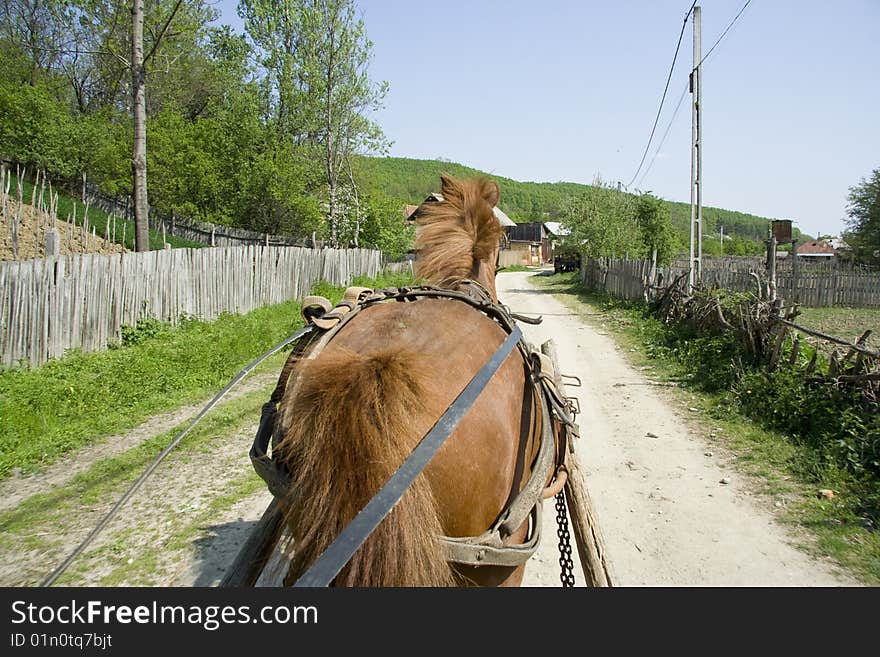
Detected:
left=797, top=240, right=837, bottom=258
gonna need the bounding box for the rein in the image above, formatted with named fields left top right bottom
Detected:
left=40, top=326, right=314, bottom=587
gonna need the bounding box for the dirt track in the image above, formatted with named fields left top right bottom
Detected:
left=2, top=269, right=859, bottom=587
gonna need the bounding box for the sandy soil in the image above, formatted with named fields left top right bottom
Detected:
left=3, top=269, right=859, bottom=587
left=1, top=197, right=125, bottom=260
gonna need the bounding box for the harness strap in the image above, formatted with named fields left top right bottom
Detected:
left=440, top=380, right=557, bottom=566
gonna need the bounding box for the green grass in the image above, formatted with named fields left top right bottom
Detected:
left=0, top=302, right=304, bottom=478
left=498, top=265, right=536, bottom=273
left=531, top=271, right=880, bottom=584
left=0, top=270, right=418, bottom=479
left=17, top=177, right=205, bottom=250
left=0, top=268, right=421, bottom=585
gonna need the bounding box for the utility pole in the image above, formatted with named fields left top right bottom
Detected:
left=719, top=225, right=724, bottom=255
left=688, top=5, right=702, bottom=291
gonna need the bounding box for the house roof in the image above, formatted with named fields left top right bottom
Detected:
left=492, top=205, right=515, bottom=226
left=544, top=221, right=570, bottom=237
left=798, top=240, right=837, bottom=256
left=404, top=193, right=515, bottom=226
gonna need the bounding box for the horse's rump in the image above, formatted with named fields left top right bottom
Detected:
left=275, top=298, right=536, bottom=586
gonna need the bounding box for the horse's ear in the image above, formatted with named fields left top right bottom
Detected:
left=439, top=174, right=460, bottom=201
left=481, top=179, right=500, bottom=208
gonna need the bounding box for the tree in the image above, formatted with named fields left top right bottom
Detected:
left=561, top=177, right=639, bottom=259
left=131, top=0, right=149, bottom=250
left=357, top=191, right=415, bottom=259
left=0, top=0, right=71, bottom=86
left=844, top=167, right=880, bottom=264
left=239, top=0, right=389, bottom=246
left=634, top=192, right=676, bottom=265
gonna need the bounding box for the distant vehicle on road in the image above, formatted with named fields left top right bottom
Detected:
left=553, top=253, right=581, bottom=274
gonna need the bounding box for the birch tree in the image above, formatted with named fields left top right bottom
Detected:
left=239, top=0, right=388, bottom=246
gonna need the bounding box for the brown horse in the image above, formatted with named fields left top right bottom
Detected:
left=273, top=175, right=548, bottom=586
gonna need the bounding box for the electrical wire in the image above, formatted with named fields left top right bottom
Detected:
left=636, top=0, right=755, bottom=189
left=626, top=1, right=698, bottom=188
left=636, top=79, right=690, bottom=190
left=696, top=0, right=754, bottom=70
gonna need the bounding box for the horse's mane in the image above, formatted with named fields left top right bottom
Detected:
left=414, top=175, right=503, bottom=287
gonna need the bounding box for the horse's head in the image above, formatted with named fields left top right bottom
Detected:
left=413, top=175, right=504, bottom=300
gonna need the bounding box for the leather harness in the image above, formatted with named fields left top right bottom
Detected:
left=249, top=282, right=580, bottom=571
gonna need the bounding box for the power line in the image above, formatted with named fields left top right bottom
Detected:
left=636, top=79, right=690, bottom=190
left=626, top=1, right=698, bottom=189
left=696, top=0, right=753, bottom=70
left=636, top=0, right=755, bottom=190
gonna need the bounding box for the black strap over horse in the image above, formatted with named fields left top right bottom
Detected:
left=248, top=282, right=580, bottom=586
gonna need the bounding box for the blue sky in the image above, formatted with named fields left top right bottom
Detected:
left=214, top=1, right=880, bottom=239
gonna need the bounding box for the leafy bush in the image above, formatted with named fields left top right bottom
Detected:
left=120, top=318, right=168, bottom=347
left=633, top=286, right=879, bottom=483
left=735, top=368, right=880, bottom=480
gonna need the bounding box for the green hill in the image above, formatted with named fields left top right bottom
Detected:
left=353, top=155, right=808, bottom=248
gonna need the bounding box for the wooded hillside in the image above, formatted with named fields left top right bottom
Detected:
left=353, top=155, right=804, bottom=252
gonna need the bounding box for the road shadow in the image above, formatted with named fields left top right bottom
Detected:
left=187, top=518, right=261, bottom=586
left=503, top=287, right=571, bottom=296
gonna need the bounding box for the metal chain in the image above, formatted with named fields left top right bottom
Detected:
left=555, top=490, right=576, bottom=588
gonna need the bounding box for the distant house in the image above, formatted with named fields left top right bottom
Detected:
left=544, top=221, right=569, bottom=238
left=796, top=240, right=838, bottom=259
left=502, top=222, right=554, bottom=266
left=403, top=204, right=419, bottom=220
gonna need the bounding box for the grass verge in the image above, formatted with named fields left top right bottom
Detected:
left=0, top=383, right=276, bottom=586
left=0, top=270, right=417, bottom=479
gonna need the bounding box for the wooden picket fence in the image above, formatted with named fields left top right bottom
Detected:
left=0, top=245, right=382, bottom=369
left=581, top=256, right=880, bottom=308
left=581, top=258, right=657, bottom=301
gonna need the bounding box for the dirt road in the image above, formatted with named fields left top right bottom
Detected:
left=503, top=270, right=857, bottom=586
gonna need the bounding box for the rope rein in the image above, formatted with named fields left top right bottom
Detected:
left=40, top=325, right=314, bottom=587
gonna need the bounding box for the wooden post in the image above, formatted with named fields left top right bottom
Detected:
left=541, top=340, right=614, bottom=587
left=45, top=229, right=61, bottom=256
left=790, top=239, right=799, bottom=303
left=220, top=499, right=286, bottom=587
left=688, top=5, right=702, bottom=292
left=767, top=232, right=777, bottom=302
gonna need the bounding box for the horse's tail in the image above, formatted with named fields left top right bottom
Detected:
left=276, top=346, right=456, bottom=586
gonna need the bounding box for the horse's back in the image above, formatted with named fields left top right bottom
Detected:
left=291, top=296, right=534, bottom=547
left=336, top=297, right=530, bottom=526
